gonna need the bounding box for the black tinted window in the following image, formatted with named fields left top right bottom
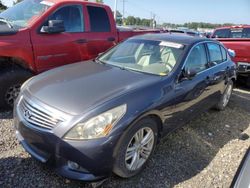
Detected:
left=87, top=6, right=111, bottom=32
left=185, top=44, right=207, bottom=73
left=49, top=5, right=84, bottom=32
left=207, top=43, right=223, bottom=64
left=242, top=28, right=250, bottom=38
left=213, top=29, right=230, bottom=38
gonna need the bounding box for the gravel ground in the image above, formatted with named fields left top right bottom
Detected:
left=0, top=85, right=249, bottom=188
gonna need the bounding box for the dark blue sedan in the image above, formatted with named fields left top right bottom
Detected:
left=14, top=34, right=237, bottom=181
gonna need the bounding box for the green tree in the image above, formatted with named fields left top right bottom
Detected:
left=126, top=16, right=136, bottom=25
left=14, top=0, right=22, bottom=5
left=95, top=0, right=103, bottom=3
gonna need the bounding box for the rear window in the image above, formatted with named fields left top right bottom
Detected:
left=213, top=29, right=230, bottom=38
left=87, top=6, right=111, bottom=32
left=213, top=28, right=250, bottom=38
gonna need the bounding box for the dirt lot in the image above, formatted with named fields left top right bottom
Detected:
left=0, top=85, right=250, bottom=188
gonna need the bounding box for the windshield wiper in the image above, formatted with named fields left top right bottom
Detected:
left=0, top=17, right=14, bottom=28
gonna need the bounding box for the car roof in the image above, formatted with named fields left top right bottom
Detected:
left=131, top=33, right=213, bottom=46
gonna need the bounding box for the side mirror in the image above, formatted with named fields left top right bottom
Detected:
left=228, top=49, right=236, bottom=58
left=41, top=20, right=65, bottom=34
left=181, top=68, right=197, bottom=81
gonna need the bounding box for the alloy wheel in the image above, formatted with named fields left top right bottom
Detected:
left=5, top=84, right=21, bottom=106
left=125, top=127, right=154, bottom=171
left=222, top=84, right=233, bottom=107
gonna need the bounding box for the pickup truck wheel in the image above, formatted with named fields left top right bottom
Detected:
left=246, top=77, right=250, bottom=88
left=113, top=118, right=158, bottom=178
left=214, top=80, right=233, bottom=111
left=0, top=68, right=33, bottom=111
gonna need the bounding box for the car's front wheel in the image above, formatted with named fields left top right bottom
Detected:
left=113, top=118, right=158, bottom=178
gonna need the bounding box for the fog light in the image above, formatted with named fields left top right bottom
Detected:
left=68, top=161, right=79, bottom=170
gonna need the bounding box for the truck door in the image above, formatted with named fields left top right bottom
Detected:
left=84, top=5, right=117, bottom=59
left=31, top=4, right=89, bottom=72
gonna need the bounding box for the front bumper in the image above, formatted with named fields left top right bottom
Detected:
left=237, top=62, right=250, bottom=75
left=14, top=115, right=121, bottom=182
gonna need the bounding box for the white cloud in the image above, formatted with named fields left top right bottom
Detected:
left=2, top=0, right=14, bottom=7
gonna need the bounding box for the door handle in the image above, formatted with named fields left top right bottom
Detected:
left=206, top=75, right=214, bottom=83
left=75, top=39, right=88, bottom=44
left=107, top=37, right=115, bottom=42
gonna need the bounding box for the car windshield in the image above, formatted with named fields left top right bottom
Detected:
left=0, top=0, right=53, bottom=29
left=99, top=39, right=184, bottom=76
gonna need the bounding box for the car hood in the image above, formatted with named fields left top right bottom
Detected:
left=26, top=61, right=161, bottom=115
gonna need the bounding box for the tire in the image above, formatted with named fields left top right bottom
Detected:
left=214, top=80, right=233, bottom=111
left=0, top=67, right=33, bottom=111
left=246, top=77, right=250, bottom=88
left=113, top=118, right=158, bottom=178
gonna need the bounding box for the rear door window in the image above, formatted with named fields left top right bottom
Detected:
left=87, top=6, right=111, bottom=32
left=230, top=28, right=243, bottom=38
left=213, top=29, right=230, bottom=38
left=242, top=28, right=250, bottom=38
left=207, top=43, right=223, bottom=64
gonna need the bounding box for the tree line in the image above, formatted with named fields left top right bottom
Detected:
left=116, top=15, right=236, bottom=29
left=162, top=22, right=235, bottom=29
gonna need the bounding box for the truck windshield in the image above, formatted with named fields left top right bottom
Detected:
left=99, top=39, right=184, bottom=76
left=0, top=0, right=52, bottom=29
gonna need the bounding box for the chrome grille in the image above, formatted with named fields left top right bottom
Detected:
left=20, top=98, right=62, bottom=130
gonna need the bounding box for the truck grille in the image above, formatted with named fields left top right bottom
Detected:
left=20, top=99, right=62, bottom=130
left=238, top=63, right=250, bottom=73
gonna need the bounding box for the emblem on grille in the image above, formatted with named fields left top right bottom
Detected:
left=24, top=109, right=32, bottom=119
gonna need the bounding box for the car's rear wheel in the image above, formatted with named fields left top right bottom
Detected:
left=113, top=118, right=158, bottom=178
left=214, top=80, right=233, bottom=111
left=0, top=67, right=33, bottom=111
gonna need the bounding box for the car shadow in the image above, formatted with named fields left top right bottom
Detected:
left=0, top=88, right=250, bottom=188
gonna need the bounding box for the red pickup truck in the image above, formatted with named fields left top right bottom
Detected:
left=0, top=0, right=161, bottom=110
left=212, top=25, right=250, bottom=86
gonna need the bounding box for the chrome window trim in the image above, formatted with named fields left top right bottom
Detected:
left=180, top=41, right=229, bottom=76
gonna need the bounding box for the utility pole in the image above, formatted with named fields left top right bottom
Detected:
left=114, top=0, right=117, bottom=22
left=151, top=12, right=156, bottom=29
left=122, top=0, right=126, bottom=25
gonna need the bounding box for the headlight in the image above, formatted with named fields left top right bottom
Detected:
left=21, top=77, right=34, bottom=90
left=64, top=104, right=127, bottom=140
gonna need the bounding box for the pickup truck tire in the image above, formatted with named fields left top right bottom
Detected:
left=0, top=68, right=33, bottom=111
left=113, top=118, right=158, bottom=178
left=214, top=80, right=233, bottom=111
left=246, top=77, right=250, bottom=88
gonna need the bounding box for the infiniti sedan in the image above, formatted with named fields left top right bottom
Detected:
left=14, top=34, right=237, bottom=181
